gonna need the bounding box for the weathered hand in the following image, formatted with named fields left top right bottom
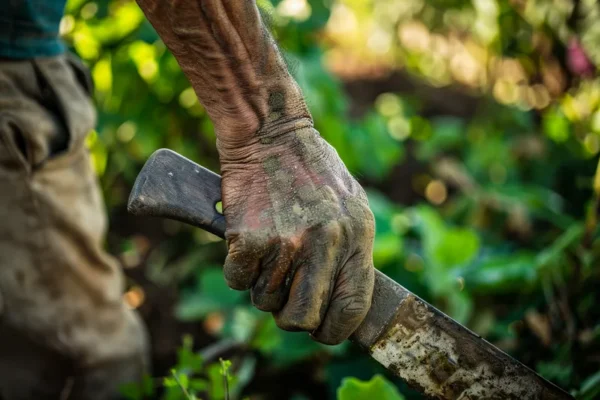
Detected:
left=136, top=0, right=375, bottom=344
left=220, top=128, right=375, bottom=344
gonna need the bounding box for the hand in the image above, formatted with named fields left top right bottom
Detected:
left=136, top=0, right=375, bottom=344
left=220, top=127, right=375, bottom=344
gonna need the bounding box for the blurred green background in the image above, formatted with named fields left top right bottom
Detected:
left=61, top=0, right=600, bottom=398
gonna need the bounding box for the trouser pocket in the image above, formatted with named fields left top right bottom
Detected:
left=0, top=57, right=96, bottom=172
left=0, top=56, right=148, bottom=387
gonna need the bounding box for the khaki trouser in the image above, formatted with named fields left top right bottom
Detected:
left=0, top=55, right=149, bottom=399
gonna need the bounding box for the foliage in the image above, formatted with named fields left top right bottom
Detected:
left=337, top=375, right=405, bottom=400
left=120, top=336, right=237, bottom=400
left=63, top=0, right=600, bottom=398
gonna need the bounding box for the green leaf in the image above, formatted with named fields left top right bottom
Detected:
left=301, top=0, right=332, bottom=30
left=536, top=224, right=585, bottom=270
left=417, top=117, right=465, bottom=160
left=119, top=383, right=143, bottom=400
left=364, top=190, right=406, bottom=266
left=356, top=112, right=404, bottom=179
left=446, top=290, right=473, bottom=323
left=337, top=375, right=405, bottom=400
left=246, top=313, right=348, bottom=365
left=176, top=268, right=246, bottom=320
left=163, top=377, right=178, bottom=388
left=230, top=307, right=261, bottom=343
left=175, top=335, right=204, bottom=373
left=413, top=206, right=446, bottom=248
left=465, top=253, right=538, bottom=293
left=119, top=374, right=155, bottom=399
left=431, top=228, right=480, bottom=268
left=577, top=370, right=600, bottom=400
left=543, top=107, right=570, bottom=143
left=220, top=358, right=232, bottom=376
left=208, top=364, right=226, bottom=400
left=373, top=233, right=404, bottom=267
left=412, top=207, right=480, bottom=299
left=410, top=116, right=433, bottom=141
left=176, top=373, right=189, bottom=390
left=189, top=378, right=209, bottom=392
left=416, top=207, right=479, bottom=269
left=536, top=361, right=573, bottom=388
left=250, top=315, right=283, bottom=353
left=416, top=207, right=480, bottom=269
left=485, top=184, right=564, bottom=215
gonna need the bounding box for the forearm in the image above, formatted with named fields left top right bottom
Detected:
left=137, top=0, right=312, bottom=146
left=136, top=0, right=376, bottom=346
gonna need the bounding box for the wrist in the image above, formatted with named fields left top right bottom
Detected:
left=213, top=81, right=313, bottom=148
left=216, top=116, right=314, bottom=164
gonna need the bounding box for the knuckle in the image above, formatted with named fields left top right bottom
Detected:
left=313, top=318, right=352, bottom=345
left=325, top=337, right=345, bottom=345
left=274, top=315, right=297, bottom=332
left=331, top=268, right=373, bottom=320
left=298, top=316, right=321, bottom=332
left=227, top=230, right=266, bottom=255
left=363, top=206, right=375, bottom=227
left=353, top=208, right=375, bottom=242
left=225, top=241, right=245, bottom=260
left=337, top=293, right=371, bottom=320
left=346, top=196, right=373, bottom=220
left=341, top=297, right=371, bottom=320
left=275, top=312, right=321, bottom=332
left=223, top=267, right=251, bottom=290
left=225, top=228, right=248, bottom=244
left=342, top=197, right=375, bottom=239
left=315, top=331, right=346, bottom=346
left=320, top=221, right=342, bottom=243
left=251, top=290, right=283, bottom=312
left=276, top=235, right=302, bottom=254
left=355, top=205, right=374, bottom=227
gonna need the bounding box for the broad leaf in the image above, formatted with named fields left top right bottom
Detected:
left=337, top=375, right=405, bottom=400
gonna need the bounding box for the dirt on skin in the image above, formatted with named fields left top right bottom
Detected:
left=136, top=0, right=377, bottom=345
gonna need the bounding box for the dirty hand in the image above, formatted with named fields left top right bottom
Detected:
left=137, top=0, right=375, bottom=344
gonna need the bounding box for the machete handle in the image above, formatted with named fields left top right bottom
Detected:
left=127, top=149, right=407, bottom=346
left=128, top=149, right=572, bottom=400
left=128, top=149, right=226, bottom=238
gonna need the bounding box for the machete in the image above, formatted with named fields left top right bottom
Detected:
left=128, top=148, right=573, bottom=400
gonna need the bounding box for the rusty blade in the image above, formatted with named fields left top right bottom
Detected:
left=352, top=272, right=571, bottom=399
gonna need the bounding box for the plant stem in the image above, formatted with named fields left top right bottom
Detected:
left=171, top=370, right=195, bottom=400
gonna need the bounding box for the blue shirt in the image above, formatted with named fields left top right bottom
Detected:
left=0, top=0, right=67, bottom=59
